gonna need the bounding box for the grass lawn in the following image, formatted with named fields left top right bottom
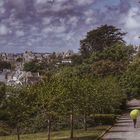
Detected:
left=0, top=125, right=110, bottom=140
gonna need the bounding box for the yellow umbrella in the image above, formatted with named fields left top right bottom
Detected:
left=130, top=109, right=140, bottom=119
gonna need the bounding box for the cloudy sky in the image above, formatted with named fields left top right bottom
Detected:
left=0, top=0, right=140, bottom=53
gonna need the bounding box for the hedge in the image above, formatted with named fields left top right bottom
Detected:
left=94, top=114, right=116, bottom=125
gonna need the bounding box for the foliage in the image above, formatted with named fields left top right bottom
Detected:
left=0, top=24, right=133, bottom=139
left=71, top=54, right=83, bottom=65
left=56, top=68, right=79, bottom=111
left=0, top=83, right=8, bottom=122
left=5, top=86, right=37, bottom=140
left=120, top=47, right=140, bottom=97
left=0, top=126, right=111, bottom=140
left=16, top=57, right=23, bottom=62
left=89, top=43, right=134, bottom=62
left=0, top=82, right=6, bottom=105
left=80, top=24, right=126, bottom=57
left=88, top=43, right=134, bottom=76
left=23, top=60, right=43, bottom=73
left=37, top=79, right=63, bottom=118
left=0, top=61, right=11, bottom=71
left=94, top=114, right=116, bottom=125
left=35, top=77, right=65, bottom=140
left=56, top=67, right=89, bottom=138
left=93, top=76, right=126, bottom=114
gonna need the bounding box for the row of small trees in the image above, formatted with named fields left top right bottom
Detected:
left=2, top=67, right=125, bottom=140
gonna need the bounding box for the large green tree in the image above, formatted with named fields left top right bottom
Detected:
left=80, top=25, right=126, bottom=57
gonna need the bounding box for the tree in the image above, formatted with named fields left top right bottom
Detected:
left=56, top=66, right=125, bottom=133
left=88, top=43, right=134, bottom=76
left=80, top=25, right=126, bottom=57
left=0, top=61, right=11, bottom=71
left=23, top=60, right=41, bottom=72
left=89, top=43, right=134, bottom=63
left=121, top=47, right=140, bottom=97
left=0, top=82, right=6, bottom=105
left=71, top=54, right=83, bottom=65
left=59, top=67, right=96, bottom=131
left=56, top=67, right=82, bottom=139
left=23, top=60, right=44, bottom=72
left=78, top=78, right=96, bottom=131
left=0, top=82, right=7, bottom=121
left=6, top=86, right=37, bottom=140
left=94, top=76, right=125, bottom=114
left=36, top=78, right=63, bottom=140
left=16, top=57, right=23, bottom=62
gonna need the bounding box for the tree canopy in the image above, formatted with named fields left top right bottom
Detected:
left=80, top=25, right=126, bottom=57
left=0, top=61, right=11, bottom=71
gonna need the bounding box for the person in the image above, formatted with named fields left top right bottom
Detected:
left=133, top=118, right=137, bottom=128
left=130, top=109, right=140, bottom=128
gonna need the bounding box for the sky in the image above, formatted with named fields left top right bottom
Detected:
left=0, top=0, right=140, bottom=53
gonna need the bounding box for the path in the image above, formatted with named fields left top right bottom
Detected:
left=101, top=99, right=140, bottom=140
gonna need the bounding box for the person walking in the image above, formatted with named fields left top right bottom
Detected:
left=130, top=109, right=140, bottom=128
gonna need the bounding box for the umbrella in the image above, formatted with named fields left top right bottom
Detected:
left=130, top=109, right=140, bottom=119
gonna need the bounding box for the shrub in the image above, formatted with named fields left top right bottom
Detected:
left=94, top=114, right=116, bottom=125
left=0, top=122, right=11, bottom=136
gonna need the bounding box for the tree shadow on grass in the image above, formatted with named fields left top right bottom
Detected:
left=57, top=135, right=97, bottom=140
left=101, top=138, right=126, bottom=140
left=96, top=128, right=107, bottom=131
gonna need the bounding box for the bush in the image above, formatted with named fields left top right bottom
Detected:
left=0, top=122, right=11, bottom=136
left=94, top=114, right=116, bottom=125
left=0, top=128, right=10, bottom=136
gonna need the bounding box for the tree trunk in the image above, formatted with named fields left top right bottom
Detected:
left=84, top=113, right=87, bottom=131
left=17, top=126, right=20, bottom=140
left=70, top=108, right=74, bottom=139
left=47, top=117, right=51, bottom=140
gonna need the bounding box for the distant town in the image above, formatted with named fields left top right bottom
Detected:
left=0, top=50, right=80, bottom=86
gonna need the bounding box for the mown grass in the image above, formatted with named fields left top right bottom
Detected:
left=0, top=125, right=110, bottom=140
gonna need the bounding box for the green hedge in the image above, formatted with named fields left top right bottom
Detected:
left=94, top=114, right=116, bottom=125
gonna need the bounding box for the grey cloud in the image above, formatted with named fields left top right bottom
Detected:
left=0, top=0, right=139, bottom=53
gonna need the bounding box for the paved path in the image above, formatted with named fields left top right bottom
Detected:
left=102, top=99, right=140, bottom=140
left=127, top=99, right=140, bottom=109
left=101, top=99, right=140, bottom=140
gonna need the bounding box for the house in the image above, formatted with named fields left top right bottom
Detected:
left=0, top=69, right=12, bottom=84
left=63, top=50, right=74, bottom=58
left=42, top=53, right=52, bottom=59
left=0, top=53, right=7, bottom=61
left=25, top=72, right=41, bottom=84
left=6, top=53, right=15, bottom=62
left=34, top=53, right=43, bottom=61
left=61, top=59, right=72, bottom=64
left=7, top=79, right=22, bottom=86
left=6, top=70, right=41, bottom=86
left=23, top=51, right=35, bottom=63
left=0, top=71, right=7, bottom=83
